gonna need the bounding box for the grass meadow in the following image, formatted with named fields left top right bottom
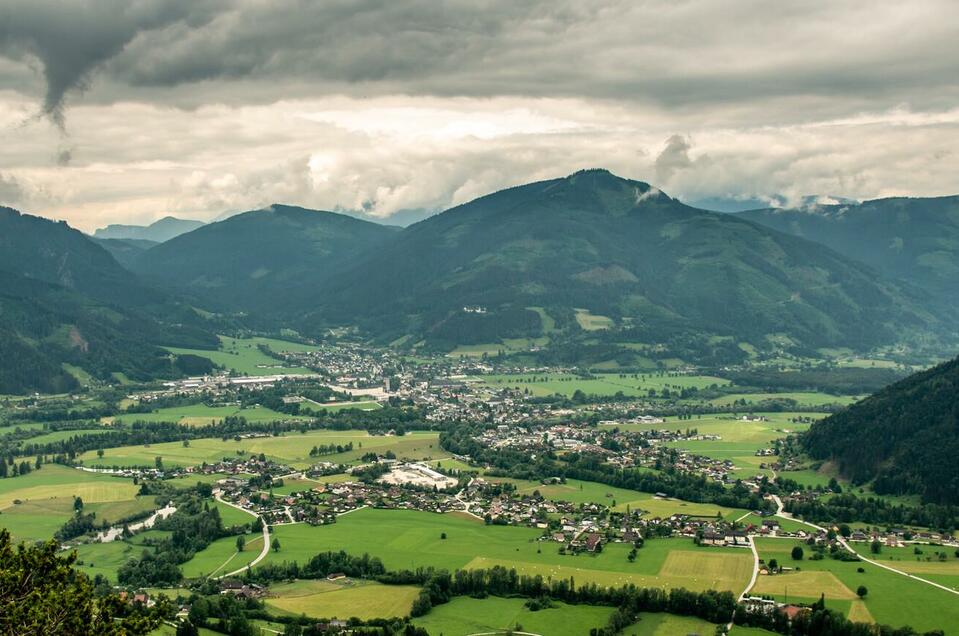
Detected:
left=77, top=430, right=441, bottom=469
left=166, top=335, right=318, bottom=376
left=411, top=595, right=615, bottom=634
left=262, top=508, right=754, bottom=592
left=751, top=538, right=959, bottom=632
left=265, top=579, right=421, bottom=620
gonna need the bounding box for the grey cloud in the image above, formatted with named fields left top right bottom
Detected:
left=655, top=135, right=693, bottom=183
left=0, top=173, right=22, bottom=204
left=3, top=1, right=959, bottom=124
left=0, top=0, right=220, bottom=127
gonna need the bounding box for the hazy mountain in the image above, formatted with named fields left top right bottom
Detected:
left=306, top=170, right=943, bottom=352
left=736, top=196, right=959, bottom=309
left=688, top=195, right=859, bottom=213
left=92, top=237, right=159, bottom=269
left=803, top=355, right=959, bottom=505
left=130, top=204, right=399, bottom=313
left=93, top=216, right=205, bottom=243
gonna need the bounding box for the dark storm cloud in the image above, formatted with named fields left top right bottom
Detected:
left=3, top=1, right=958, bottom=125
left=0, top=0, right=220, bottom=127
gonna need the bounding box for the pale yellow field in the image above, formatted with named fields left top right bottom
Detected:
left=750, top=570, right=856, bottom=600
left=658, top=550, right=755, bottom=592
left=0, top=481, right=139, bottom=510
left=848, top=600, right=875, bottom=623
left=265, top=580, right=420, bottom=620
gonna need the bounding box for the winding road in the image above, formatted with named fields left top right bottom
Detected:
left=215, top=494, right=271, bottom=579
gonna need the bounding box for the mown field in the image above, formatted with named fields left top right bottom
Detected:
left=265, top=579, right=421, bottom=620
left=77, top=430, right=441, bottom=469
left=751, top=538, right=959, bottom=632
left=0, top=465, right=144, bottom=541
left=180, top=532, right=264, bottom=579
left=411, top=595, right=615, bottom=635
left=262, top=508, right=754, bottom=592
left=477, top=372, right=730, bottom=397
left=166, top=335, right=318, bottom=376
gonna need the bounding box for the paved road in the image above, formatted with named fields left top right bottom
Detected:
left=770, top=494, right=959, bottom=597
left=215, top=494, right=271, bottom=579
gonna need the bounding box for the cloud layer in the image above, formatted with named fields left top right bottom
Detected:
left=0, top=0, right=957, bottom=230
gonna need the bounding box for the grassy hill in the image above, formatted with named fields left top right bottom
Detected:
left=307, top=169, right=946, bottom=353
left=803, top=355, right=959, bottom=504
left=130, top=204, right=398, bottom=313
left=737, top=196, right=959, bottom=311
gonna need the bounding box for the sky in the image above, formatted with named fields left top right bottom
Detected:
left=1, top=1, right=958, bottom=232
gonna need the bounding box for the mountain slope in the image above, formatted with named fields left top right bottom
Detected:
left=307, top=170, right=944, bottom=352
left=736, top=196, right=959, bottom=309
left=93, top=216, right=205, bottom=243
left=803, top=356, right=959, bottom=505
left=130, top=205, right=399, bottom=313
left=0, top=207, right=156, bottom=306
left=92, top=237, right=159, bottom=270
left=0, top=207, right=217, bottom=393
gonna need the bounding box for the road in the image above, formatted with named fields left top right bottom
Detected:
left=215, top=494, right=272, bottom=579
left=769, top=493, right=959, bottom=597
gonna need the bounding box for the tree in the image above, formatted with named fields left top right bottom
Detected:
left=74, top=496, right=84, bottom=512
left=791, top=546, right=804, bottom=560
left=0, top=529, right=163, bottom=634
left=871, top=540, right=882, bottom=554
left=236, top=535, right=246, bottom=552
left=155, top=456, right=163, bottom=470
left=768, top=558, right=779, bottom=571
left=856, top=585, right=868, bottom=598
left=440, top=532, right=447, bottom=540
left=97, top=448, right=104, bottom=459
left=176, top=620, right=200, bottom=636
left=272, top=537, right=281, bottom=552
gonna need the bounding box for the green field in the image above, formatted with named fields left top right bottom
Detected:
left=575, top=308, right=615, bottom=331
left=166, top=335, right=318, bottom=375
left=751, top=538, right=959, bottom=632
left=628, top=612, right=721, bottom=635
left=485, top=477, right=746, bottom=519
left=646, top=413, right=822, bottom=479
left=412, top=595, right=614, bottom=635
left=215, top=500, right=257, bottom=528
left=478, top=372, right=730, bottom=398
left=709, top=392, right=859, bottom=407
left=77, top=430, right=441, bottom=469
left=180, top=532, right=263, bottom=579
left=263, top=508, right=753, bottom=592
left=0, top=465, right=141, bottom=541
left=265, top=579, right=420, bottom=620
left=24, top=428, right=112, bottom=444
left=107, top=403, right=310, bottom=427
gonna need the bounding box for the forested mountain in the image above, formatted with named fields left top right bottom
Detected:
left=737, top=196, right=959, bottom=310
left=92, top=237, right=158, bottom=269
left=0, top=207, right=157, bottom=307
left=303, top=170, right=945, bottom=351
left=93, top=216, right=205, bottom=243
left=0, top=207, right=217, bottom=394
left=803, top=356, right=959, bottom=505
left=129, top=205, right=399, bottom=313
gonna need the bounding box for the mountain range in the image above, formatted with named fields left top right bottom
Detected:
left=93, top=216, right=205, bottom=243
left=736, top=196, right=959, bottom=312
left=2, top=171, right=958, bottom=392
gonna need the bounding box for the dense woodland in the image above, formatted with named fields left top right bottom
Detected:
left=803, top=356, right=959, bottom=505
